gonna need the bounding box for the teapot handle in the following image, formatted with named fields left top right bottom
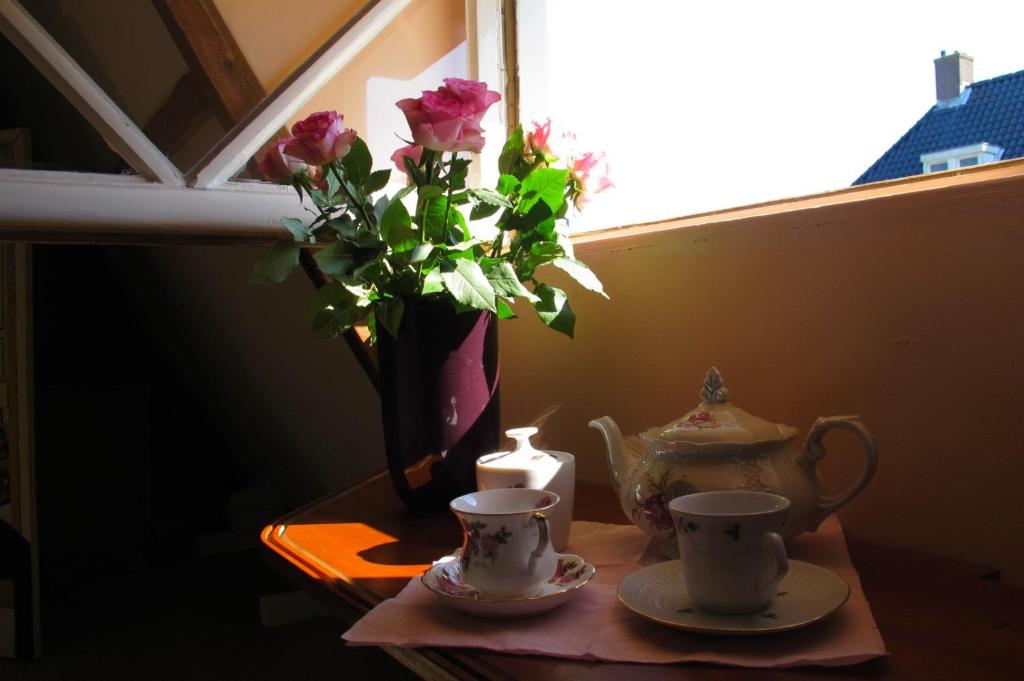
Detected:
left=800, top=416, right=878, bottom=528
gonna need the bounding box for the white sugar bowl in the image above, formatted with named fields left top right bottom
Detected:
left=476, top=427, right=576, bottom=552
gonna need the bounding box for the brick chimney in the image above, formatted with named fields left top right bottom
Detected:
left=934, top=51, right=974, bottom=103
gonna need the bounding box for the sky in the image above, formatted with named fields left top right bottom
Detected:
left=516, top=0, right=1024, bottom=231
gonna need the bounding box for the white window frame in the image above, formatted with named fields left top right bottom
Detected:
left=921, top=143, right=1005, bottom=174
left=0, top=0, right=414, bottom=240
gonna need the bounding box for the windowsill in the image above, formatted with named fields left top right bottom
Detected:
left=572, top=157, right=1024, bottom=256
left=1, top=157, right=1023, bottom=245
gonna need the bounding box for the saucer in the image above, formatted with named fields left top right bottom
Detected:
left=421, top=551, right=595, bottom=618
left=617, top=559, right=850, bottom=635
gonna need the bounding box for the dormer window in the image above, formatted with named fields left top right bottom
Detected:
left=921, top=143, right=1004, bottom=174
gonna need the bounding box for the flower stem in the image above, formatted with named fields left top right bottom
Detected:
left=441, top=152, right=455, bottom=241
left=330, top=163, right=373, bottom=228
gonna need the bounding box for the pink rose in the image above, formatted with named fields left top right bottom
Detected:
left=391, top=144, right=423, bottom=177
left=526, top=119, right=552, bottom=157
left=396, top=78, right=500, bottom=153
left=284, top=111, right=357, bottom=166
left=257, top=136, right=310, bottom=183
left=570, top=151, right=613, bottom=209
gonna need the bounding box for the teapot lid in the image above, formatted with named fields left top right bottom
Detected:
left=650, top=367, right=796, bottom=444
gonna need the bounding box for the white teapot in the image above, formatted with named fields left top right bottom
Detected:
left=589, top=367, right=878, bottom=556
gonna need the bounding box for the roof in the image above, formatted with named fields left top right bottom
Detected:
left=853, top=68, right=1024, bottom=185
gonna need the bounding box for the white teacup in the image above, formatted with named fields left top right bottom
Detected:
left=669, top=491, right=790, bottom=614
left=450, top=488, right=559, bottom=596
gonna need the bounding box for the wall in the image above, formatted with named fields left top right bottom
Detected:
left=499, top=171, right=1024, bottom=584
left=215, top=0, right=467, bottom=142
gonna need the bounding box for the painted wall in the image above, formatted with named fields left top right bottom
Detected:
left=215, top=0, right=467, bottom=146
left=499, top=175, right=1024, bottom=584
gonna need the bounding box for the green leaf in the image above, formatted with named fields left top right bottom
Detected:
left=469, top=188, right=513, bottom=208
left=470, top=203, right=501, bottom=220
left=342, top=137, right=372, bottom=187
left=410, top=243, right=433, bottom=263
left=310, top=309, right=342, bottom=338
left=418, top=184, right=443, bottom=201
left=326, top=168, right=341, bottom=203
left=310, top=301, right=363, bottom=338
left=380, top=198, right=418, bottom=252
left=422, top=195, right=449, bottom=242
left=496, top=298, right=517, bottom=319
left=403, top=156, right=426, bottom=185
left=526, top=241, right=565, bottom=272
left=313, top=241, right=356, bottom=278
left=391, top=184, right=415, bottom=204
left=533, top=284, right=575, bottom=338
left=305, top=282, right=351, bottom=321
left=441, top=259, right=496, bottom=312
left=307, top=187, right=328, bottom=207
left=280, top=217, right=308, bottom=242
left=326, top=215, right=356, bottom=238
left=448, top=206, right=470, bottom=244
left=552, top=257, right=608, bottom=298
left=497, top=174, right=520, bottom=196
left=498, top=125, right=525, bottom=176
left=421, top=268, right=444, bottom=295
left=484, top=261, right=539, bottom=302
left=365, top=169, right=391, bottom=193
left=504, top=200, right=553, bottom=233
left=375, top=297, right=405, bottom=338
left=518, top=167, right=569, bottom=215
left=447, top=158, right=470, bottom=189
left=251, top=241, right=301, bottom=283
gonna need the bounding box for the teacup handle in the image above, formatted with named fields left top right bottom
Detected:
left=761, top=531, right=788, bottom=588
left=800, top=415, right=879, bottom=528
left=528, top=512, right=551, bottom=573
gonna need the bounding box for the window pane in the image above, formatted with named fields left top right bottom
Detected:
left=930, top=162, right=950, bottom=172
left=238, top=0, right=467, bottom=189
left=0, top=33, right=125, bottom=173
left=23, top=0, right=228, bottom=173
left=518, top=1, right=1024, bottom=231
left=958, top=156, right=978, bottom=166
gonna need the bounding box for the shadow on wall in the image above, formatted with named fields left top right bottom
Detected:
left=113, top=245, right=385, bottom=506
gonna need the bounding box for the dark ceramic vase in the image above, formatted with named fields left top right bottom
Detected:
left=376, top=298, right=500, bottom=511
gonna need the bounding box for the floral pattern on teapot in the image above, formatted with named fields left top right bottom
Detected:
left=590, top=367, right=878, bottom=557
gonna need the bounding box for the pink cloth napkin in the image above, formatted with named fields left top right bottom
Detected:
left=342, top=516, right=887, bottom=668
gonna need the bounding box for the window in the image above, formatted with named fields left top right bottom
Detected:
left=921, top=143, right=1005, bottom=174
left=515, top=1, right=1024, bottom=232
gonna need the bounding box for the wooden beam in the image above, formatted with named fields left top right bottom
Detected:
left=0, top=0, right=184, bottom=185
left=153, top=0, right=266, bottom=127
left=190, top=0, right=411, bottom=189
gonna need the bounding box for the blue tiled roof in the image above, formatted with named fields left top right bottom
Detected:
left=853, top=69, right=1024, bottom=185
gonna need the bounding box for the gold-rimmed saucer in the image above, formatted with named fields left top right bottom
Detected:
left=422, top=551, right=595, bottom=618
left=617, top=559, right=849, bottom=635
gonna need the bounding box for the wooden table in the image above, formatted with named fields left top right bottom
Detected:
left=261, top=472, right=1024, bottom=680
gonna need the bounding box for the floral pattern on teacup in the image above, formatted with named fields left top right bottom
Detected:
left=535, top=495, right=554, bottom=509
left=462, top=520, right=513, bottom=571
left=547, top=557, right=587, bottom=585
left=434, top=569, right=481, bottom=600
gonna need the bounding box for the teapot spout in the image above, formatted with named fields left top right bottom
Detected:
left=588, top=416, right=636, bottom=498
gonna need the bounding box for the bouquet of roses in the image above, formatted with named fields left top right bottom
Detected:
left=252, top=77, right=610, bottom=340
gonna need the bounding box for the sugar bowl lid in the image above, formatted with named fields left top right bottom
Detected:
left=647, top=367, right=797, bottom=445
